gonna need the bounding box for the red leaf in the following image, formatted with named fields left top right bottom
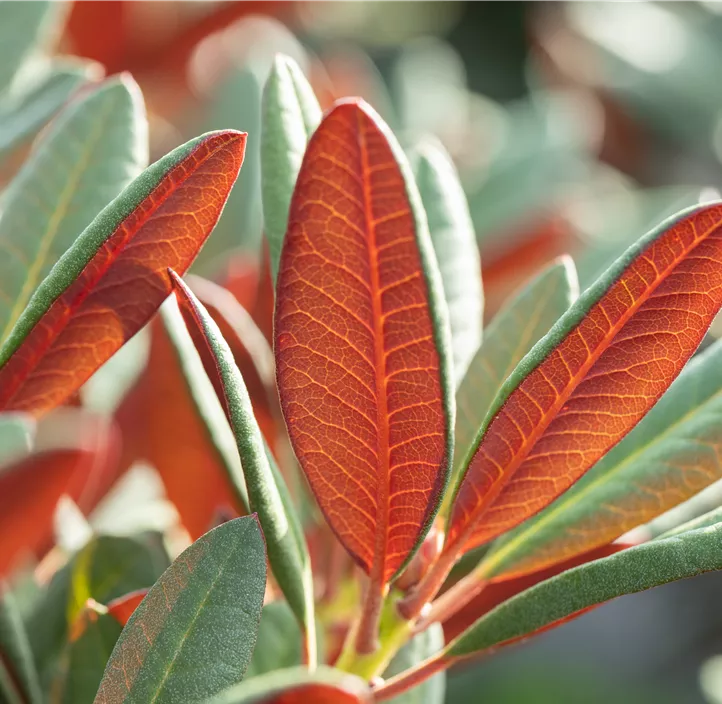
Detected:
left=0, top=131, right=246, bottom=417
left=107, top=589, right=148, bottom=627
left=274, top=99, right=452, bottom=588
left=447, top=204, right=722, bottom=556
left=0, top=412, right=119, bottom=576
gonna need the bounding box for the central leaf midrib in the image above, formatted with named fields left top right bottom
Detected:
left=357, top=112, right=391, bottom=582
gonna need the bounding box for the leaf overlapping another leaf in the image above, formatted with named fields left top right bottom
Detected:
left=0, top=129, right=246, bottom=417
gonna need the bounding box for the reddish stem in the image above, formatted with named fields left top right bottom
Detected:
left=415, top=575, right=488, bottom=633
left=373, top=653, right=451, bottom=701
left=355, top=577, right=384, bottom=653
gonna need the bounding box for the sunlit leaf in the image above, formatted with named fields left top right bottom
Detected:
left=274, top=98, right=454, bottom=602
left=481, top=336, right=722, bottom=580
left=0, top=129, right=246, bottom=417
left=0, top=74, right=147, bottom=347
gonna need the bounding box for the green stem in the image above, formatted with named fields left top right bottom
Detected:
left=335, top=591, right=414, bottom=680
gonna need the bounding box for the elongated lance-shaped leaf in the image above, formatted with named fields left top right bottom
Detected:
left=169, top=271, right=316, bottom=664
left=0, top=586, right=42, bottom=704
left=94, top=516, right=266, bottom=704
left=207, top=667, right=371, bottom=704
left=480, top=335, right=722, bottom=580
left=0, top=412, right=35, bottom=469
left=160, top=296, right=250, bottom=516
left=449, top=257, right=578, bottom=508
left=0, top=60, right=96, bottom=161
left=0, top=129, right=246, bottom=417
left=0, top=1, right=66, bottom=96
left=261, top=54, right=321, bottom=283
left=0, top=74, right=147, bottom=347
left=656, top=506, right=722, bottom=540
left=274, top=98, right=454, bottom=589
left=446, top=203, right=722, bottom=556
left=411, top=136, right=482, bottom=386
left=444, top=521, right=722, bottom=659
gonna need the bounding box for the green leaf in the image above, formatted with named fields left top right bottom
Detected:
left=261, top=54, right=321, bottom=283
left=447, top=257, right=577, bottom=508
left=245, top=602, right=301, bottom=679
left=446, top=521, right=722, bottom=658
left=411, top=137, right=483, bottom=385
left=0, top=412, right=35, bottom=468
left=0, top=74, right=147, bottom=346
left=193, top=67, right=262, bottom=274
left=656, top=506, right=722, bottom=540
left=61, top=606, right=122, bottom=704
left=0, top=587, right=43, bottom=704
left=170, top=272, right=316, bottom=664
left=159, top=297, right=249, bottom=512
left=0, top=0, right=67, bottom=96
left=206, top=667, right=371, bottom=704
left=27, top=533, right=170, bottom=684
left=95, top=517, right=266, bottom=704
left=0, top=60, right=96, bottom=161
left=480, top=335, right=722, bottom=580
left=383, top=624, right=445, bottom=704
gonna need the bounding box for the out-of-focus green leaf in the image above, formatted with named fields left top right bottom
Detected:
left=446, top=522, right=722, bottom=658
left=95, top=517, right=266, bottom=704
left=0, top=587, right=42, bottom=704
left=27, top=533, right=169, bottom=684
left=0, top=60, right=97, bottom=161
left=245, top=602, right=301, bottom=679
left=0, top=1, right=67, bottom=96
left=0, top=412, right=35, bottom=469
left=0, top=74, right=147, bottom=346
left=412, top=137, right=482, bottom=384
left=383, top=624, right=445, bottom=704
left=481, top=336, right=722, bottom=580
left=193, top=67, right=262, bottom=274
left=447, top=257, right=577, bottom=510
left=261, top=54, right=321, bottom=283
left=170, top=272, right=316, bottom=664
left=61, top=605, right=121, bottom=704
left=207, top=667, right=371, bottom=704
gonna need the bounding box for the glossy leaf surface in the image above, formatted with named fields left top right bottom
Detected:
left=94, top=517, right=266, bottom=704
left=275, top=98, right=453, bottom=583
left=0, top=587, right=42, bottom=704
left=261, top=54, right=321, bottom=282
left=0, top=75, right=147, bottom=346
left=170, top=272, right=314, bottom=654
left=208, top=667, right=371, bottom=704
left=384, top=624, right=445, bottom=704
left=482, top=336, right=722, bottom=580
left=0, top=129, right=246, bottom=417
left=448, top=204, right=722, bottom=554
left=412, top=137, right=482, bottom=385
left=451, top=257, right=577, bottom=499
left=446, top=522, right=722, bottom=658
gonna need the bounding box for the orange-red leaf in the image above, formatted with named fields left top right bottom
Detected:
left=0, top=412, right=119, bottom=575
left=0, top=131, right=246, bottom=417
left=274, top=99, right=453, bottom=584
left=107, top=589, right=148, bottom=628
left=448, top=204, right=722, bottom=555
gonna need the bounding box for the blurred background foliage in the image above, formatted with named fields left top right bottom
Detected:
left=7, top=1, right=722, bottom=702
